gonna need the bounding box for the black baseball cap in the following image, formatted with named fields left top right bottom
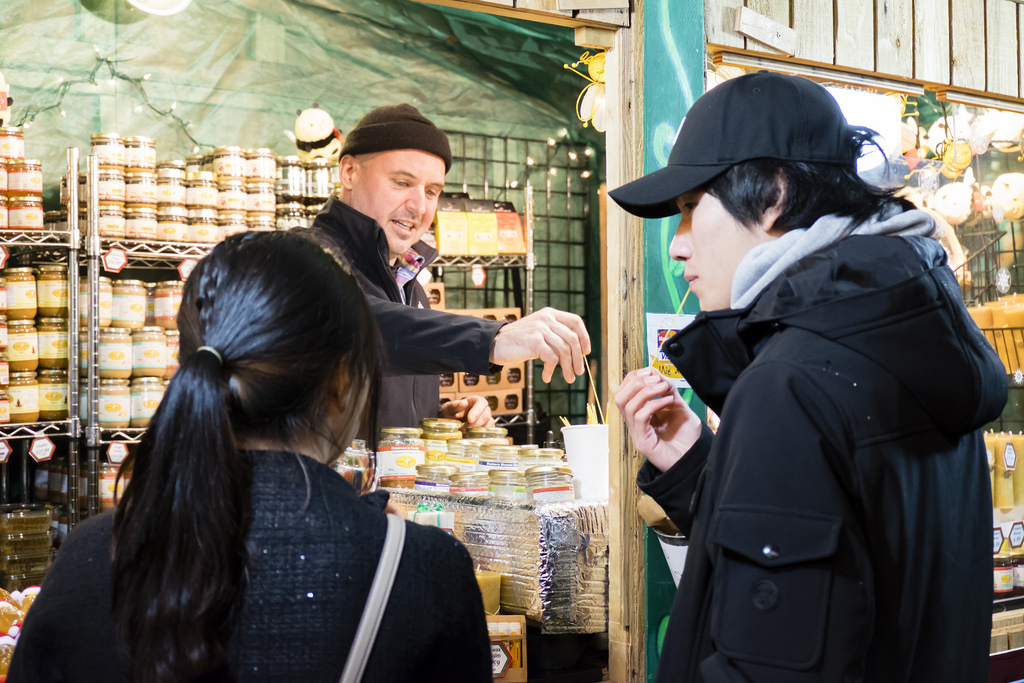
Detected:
left=609, top=71, right=857, bottom=219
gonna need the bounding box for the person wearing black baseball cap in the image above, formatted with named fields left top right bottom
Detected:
left=305, top=103, right=591, bottom=431
left=613, top=72, right=1005, bottom=682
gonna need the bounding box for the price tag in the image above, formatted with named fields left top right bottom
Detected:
left=490, top=641, right=511, bottom=677
left=0, top=440, right=11, bottom=464
left=29, top=436, right=55, bottom=462
left=107, top=442, right=129, bottom=465
left=472, top=264, right=486, bottom=288
left=102, top=247, right=127, bottom=273
left=178, top=258, right=199, bottom=281
left=1011, top=523, right=1024, bottom=549
left=0, top=246, right=9, bottom=270
left=996, top=527, right=1006, bottom=554
left=1005, top=442, right=1018, bottom=471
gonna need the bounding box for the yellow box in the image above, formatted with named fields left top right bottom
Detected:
left=495, top=202, right=526, bottom=254
left=483, top=388, right=523, bottom=415
left=482, top=362, right=525, bottom=390
left=465, top=200, right=499, bottom=256
left=435, top=194, right=470, bottom=255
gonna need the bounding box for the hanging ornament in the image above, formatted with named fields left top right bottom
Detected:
left=564, top=51, right=607, bottom=132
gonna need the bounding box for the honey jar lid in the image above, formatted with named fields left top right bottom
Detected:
left=130, top=376, right=164, bottom=386
left=37, top=318, right=67, bottom=325
left=156, top=280, right=183, bottom=288
left=487, top=469, right=525, bottom=483
left=123, top=136, right=155, bottom=145
left=2, top=267, right=35, bottom=275
left=0, top=126, right=24, bottom=135
left=416, top=464, right=458, bottom=477
left=213, top=145, right=244, bottom=155
left=36, top=265, right=66, bottom=273
left=275, top=155, right=302, bottom=165
left=380, top=427, right=422, bottom=437
left=99, top=378, right=130, bottom=386
left=246, top=147, right=275, bottom=156
left=524, top=466, right=572, bottom=478
left=113, top=279, right=146, bottom=287
left=9, top=372, right=36, bottom=380
left=157, top=159, right=186, bottom=169
left=135, top=326, right=165, bottom=334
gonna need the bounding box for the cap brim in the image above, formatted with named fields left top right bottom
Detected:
left=608, top=163, right=731, bottom=219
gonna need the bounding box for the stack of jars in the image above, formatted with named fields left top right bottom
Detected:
left=274, top=156, right=335, bottom=229
left=0, top=126, right=44, bottom=231
left=81, top=133, right=158, bottom=240
left=82, top=277, right=181, bottom=429
left=184, top=146, right=277, bottom=239
left=3, top=264, right=71, bottom=424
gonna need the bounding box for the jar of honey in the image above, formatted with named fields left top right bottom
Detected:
left=125, top=205, right=158, bottom=240
left=130, top=376, right=164, bottom=427
left=0, top=127, right=25, bottom=160
left=8, top=197, right=43, bottom=230
left=131, top=326, right=166, bottom=378
left=421, top=418, right=462, bottom=463
left=157, top=205, right=188, bottom=242
left=184, top=154, right=204, bottom=175
left=414, top=464, right=458, bottom=494
left=155, top=280, right=182, bottom=329
left=6, top=160, right=42, bottom=197
left=276, top=202, right=307, bottom=230
left=0, top=314, right=7, bottom=351
left=377, top=427, right=424, bottom=489
left=185, top=172, right=218, bottom=209
left=213, top=146, right=246, bottom=178
left=0, top=390, right=10, bottom=425
left=90, top=133, right=125, bottom=168
left=246, top=213, right=275, bottom=232
left=188, top=212, right=220, bottom=243
left=156, top=160, right=186, bottom=180
left=218, top=212, right=247, bottom=238
left=98, top=328, right=132, bottom=379
left=97, top=168, right=126, bottom=203
left=111, top=279, right=146, bottom=330
left=525, top=466, right=574, bottom=502
left=216, top=179, right=246, bottom=211
left=8, top=319, right=38, bottom=372
left=164, top=330, right=179, bottom=379
left=79, top=276, right=113, bottom=328
left=5, top=268, right=35, bottom=321
left=245, top=181, right=276, bottom=213
left=9, top=372, right=38, bottom=423
left=123, top=136, right=156, bottom=170
left=144, top=283, right=155, bottom=326
left=100, top=461, right=130, bottom=510
left=98, top=378, right=130, bottom=428
left=96, top=203, right=126, bottom=238
left=245, top=148, right=276, bottom=180
left=36, top=265, right=68, bottom=317
left=156, top=176, right=186, bottom=206
left=37, top=318, right=68, bottom=370
left=275, top=156, right=305, bottom=201
left=37, top=369, right=68, bottom=421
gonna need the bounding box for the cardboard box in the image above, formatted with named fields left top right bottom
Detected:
left=465, top=199, right=499, bottom=256
left=495, top=201, right=526, bottom=254
left=482, top=362, right=525, bottom=390
left=459, top=371, right=484, bottom=393
left=483, top=388, right=523, bottom=415
left=434, top=193, right=470, bottom=255
left=486, top=614, right=527, bottom=681
left=423, top=281, right=445, bottom=309
left=439, top=371, right=459, bottom=392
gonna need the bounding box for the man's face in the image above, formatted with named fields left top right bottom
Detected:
left=668, top=190, right=779, bottom=311
left=339, top=149, right=446, bottom=264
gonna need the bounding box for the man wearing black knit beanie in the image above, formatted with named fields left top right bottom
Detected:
left=307, top=103, right=591, bottom=432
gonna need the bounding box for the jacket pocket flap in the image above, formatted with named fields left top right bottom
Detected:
left=709, top=507, right=841, bottom=567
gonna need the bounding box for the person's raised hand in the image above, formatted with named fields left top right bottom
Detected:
left=440, top=395, right=495, bottom=428
left=490, top=307, right=591, bottom=383
left=614, top=367, right=703, bottom=473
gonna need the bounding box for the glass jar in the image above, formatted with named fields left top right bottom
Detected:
left=8, top=319, right=37, bottom=372
left=100, top=461, right=129, bottom=511
left=0, top=353, right=9, bottom=389
left=445, top=438, right=481, bottom=473
left=216, top=179, right=246, bottom=211
left=156, top=159, right=186, bottom=181
left=125, top=171, right=158, bottom=205
left=131, top=326, right=166, bottom=378
left=449, top=471, right=489, bottom=495
left=0, top=389, right=9, bottom=425
left=98, top=378, right=130, bottom=428
left=79, top=276, right=113, bottom=327
left=479, top=444, right=519, bottom=472
left=144, top=283, right=156, bottom=326
left=123, top=136, right=156, bottom=170
left=156, top=176, right=186, bottom=206
left=96, top=168, right=126, bottom=203
left=111, top=279, right=147, bottom=330
left=37, top=369, right=68, bottom=421
left=0, top=197, right=6, bottom=229
left=185, top=172, right=218, bottom=209
left=184, top=154, right=204, bottom=175
left=37, top=318, right=68, bottom=370
left=188, top=211, right=220, bottom=243
left=125, top=206, right=158, bottom=240
left=0, top=314, right=7, bottom=350
left=467, top=426, right=508, bottom=441
left=6, top=160, right=42, bottom=197
left=0, top=159, right=6, bottom=192
left=95, top=202, right=126, bottom=238
left=0, top=127, right=25, bottom=160
left=275, top=156, right=305, bottom=201
left=90, top=133, right=125, bottom=168
left=164, top=330, right=179, bottom=379
left=245, top=181, right=276, bottom=213
left=218, top=212, right=247, bottom=238
left=377, top=427, right=424, bottom=489
left=421, top=417, right=462, bottom=463
left=1012, top=549, right=1024, bottom=596
left=304, top=158, right=334, bottom=205
left=8, top=197, right=43, bottom=230
left=275, top=202, right=307, bottom=230
left=157, top=205, right=189, bottom=242
left=213, top=146, right=246, bottom=178
left=9, top=372, right=38, bottom=424
left=518, top=447, right=564, bottom=472
left=246, top=213, right=275, bottom=232
left=414, top=464, right=458, bottom=494
left=526, top=466, right=574, bottom=502
left=36, top=265, right=68, bottom=317
left=488, top=469, right=527, bottom=501
left=130, top=376, right=164, bottom=427
left=245, top=148, right=276, bottom=180
left=98, top=328, right=132, bottom=379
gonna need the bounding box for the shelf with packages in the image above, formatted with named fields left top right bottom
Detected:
left=0, top=230, right=78, bottom=249
left=0, top=420, right=73, bottom=441
left=433, top=253, right=527, bottom=269
left=99, top=427, right=146, bottom=445
left=97, top=239, right=213, bottom=269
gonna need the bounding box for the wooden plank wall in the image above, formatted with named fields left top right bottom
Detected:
left=705, top=0, right=1024, bottom=98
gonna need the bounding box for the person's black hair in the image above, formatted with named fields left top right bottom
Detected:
left=705, top=127, right=915, bottom=232
left=110, top=231, right=381, bottom=683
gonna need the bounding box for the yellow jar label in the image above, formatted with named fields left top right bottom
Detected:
left=40, top=385, right=67, bottom=411
left=112, top=294, right=146, bottom=324
left=100, top=398, right=129, bottom=422
left=132, top=340, right=165, bottom=369
left=99, top=341, right=132, bottom=370
left=377, top=446, right=424, bottom=478
left=7, top=282, right=35, bottom=309
left=38, top=331, right=68, bottom=360
left=131, top=390, right=164, bottom=419
left=10, top=386, right=38, bottom=413
left=38, top=280, right=68, bottom=309
left=8, top=333, right=37, bottom=361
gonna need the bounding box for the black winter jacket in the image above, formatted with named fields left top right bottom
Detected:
left=10, top=451, right=491, bottom=682
left=308, top=198, right=503, bottom=427
left=639, top=234, right=1007, bottom=682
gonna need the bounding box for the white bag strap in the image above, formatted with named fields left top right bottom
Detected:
left=339, top=513, right=406, bottom=683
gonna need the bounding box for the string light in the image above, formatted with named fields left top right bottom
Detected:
left=526, top=157, right=535, bottom=166
left=547, top=138, right=556, bottom=146
left=13, top=51, right=207, bottom=149
left=581, top=170, right=591, bottom=178
left=568, top=151, right=577, bottom=160
left=549, top=168, right=557, bottom=176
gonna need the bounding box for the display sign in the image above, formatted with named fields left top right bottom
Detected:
left=0, top=440, right=11, bottom=464
left=29, top=436, right=55, bottom=462
left=102, top=247, right=127, bottom=273
left=0, top=245, right=10, bottom=270
left=107, top=442, right=129, bottom=465
left=490, top=642, right=511, bottom=677
left=471, top=265, right=487, bottom=288
left=1011, top=522, right=1024, bottom=549
left=178, top=258, right=199, bottom=280
left=996, top=527, right=1007, bottom=553
left=1006, top=442, right=1018, bottom=471
left=646, top=312, right=695, bottom=390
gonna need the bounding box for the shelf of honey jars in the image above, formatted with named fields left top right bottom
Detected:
left=987, top=431, right=1024, bottom=601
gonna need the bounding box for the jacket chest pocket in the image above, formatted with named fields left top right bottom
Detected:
left=708, top=507, right=842, bottom=670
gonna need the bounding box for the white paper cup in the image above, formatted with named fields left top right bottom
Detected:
left=653, top=529, right=689, bottom=587
left=562, top=423, right=609, bottom=499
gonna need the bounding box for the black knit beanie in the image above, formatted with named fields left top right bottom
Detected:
left=340, top=103, right=452, bottom=172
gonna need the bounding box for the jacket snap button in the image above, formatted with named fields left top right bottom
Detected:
left=762, top=544, right=780, bottom=559
left=667, top=342, right=681, bottom=354
left=751, top=579, right=779, bottom=610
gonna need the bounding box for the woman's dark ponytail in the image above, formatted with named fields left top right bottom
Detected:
left=111, top=232, right=381, bottom=682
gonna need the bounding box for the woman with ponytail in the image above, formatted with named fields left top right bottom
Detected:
left=10, top=231, right=491, bottom=682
